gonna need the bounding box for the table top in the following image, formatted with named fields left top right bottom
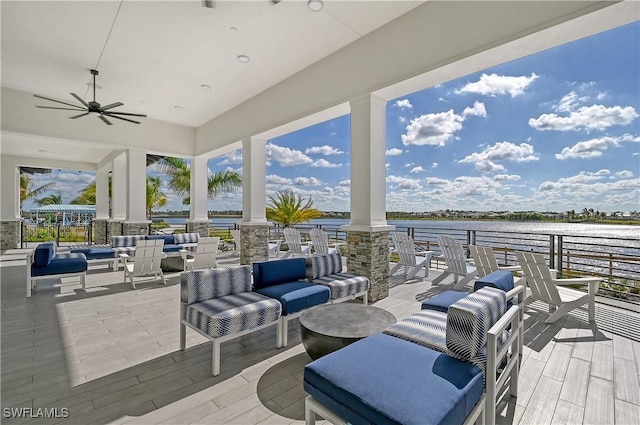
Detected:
left=299, top=303, right=396, bottom=339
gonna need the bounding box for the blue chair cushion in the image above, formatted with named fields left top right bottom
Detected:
left=304, top=332, right=483, bottom=425
left=69, top=247, right=116, bottom=260
left=421, top=291, right=468, bottom=313
left=33, top=243, right=55, bottom=267
left=31, top=253, right=88, bottom=276
left=254, top=281, right=329, bottom=315
left=252, top=258, right=307, bottom=289
left=147, top=234, right=176, bottom=244
left=474, top=270, right=514, bottom=292
left=162, top=244, right=182, bottom=253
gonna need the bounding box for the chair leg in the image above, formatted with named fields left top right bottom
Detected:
left=159, top=270, right=167, bottom=285
left=212, top=339, right=221, bottom=376
left=362, top=291, right=368, bottom=306
left=81, top=273, right=86, bottom=292
left=430, top=271, right=451, bottom=285
left=180, top=323, right=186, bottom=350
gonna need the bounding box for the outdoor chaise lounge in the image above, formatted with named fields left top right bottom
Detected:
left=26, top=242, right=88, bottom=297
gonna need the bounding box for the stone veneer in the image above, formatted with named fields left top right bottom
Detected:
left=187, top=221, right=210, bottom=238
left=1, top=220, right=21, bottom=250
left=109, top=220, right=124, bottom=240
left=239, top=224, right=269, bottom=266
left=93, top=219, right=109, bottom=245
left=345, top=230, right=390, bottom=303
left=122, top=222, right=150, bottom=236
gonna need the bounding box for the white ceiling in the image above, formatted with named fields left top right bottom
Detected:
left=1, top=0, right=422, bottom=128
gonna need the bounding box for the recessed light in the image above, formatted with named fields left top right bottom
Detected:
left=174, top=105, right=183, bottom=111
left=237, top=55, right=250, bottom=63
left=201, top=84, right=212, bottom=91
left=38, top=149, right=46, bottom=152
left=307, top=0, right=323, bottom=12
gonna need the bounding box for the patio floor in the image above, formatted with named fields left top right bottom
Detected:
left=1, top=248, right=640, bottom=425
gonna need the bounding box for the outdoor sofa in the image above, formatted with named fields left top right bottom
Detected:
left=111, top=232, right=200, bottom=256
left=26, top=242, right=88, bottom=297
left=305, top=253, right=370, bottom=304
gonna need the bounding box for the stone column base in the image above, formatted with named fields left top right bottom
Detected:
left=187, top=220, right=210, bottom=238
left=345, top=230, right=391, bottom=303
left=109, top=220, right=124, bottom=239
left=1, top=220, right=21, bottom=251
left=239, top=224, right=269, bottom=265
left=123, top=221, right=151, bottom=236
left=93, top=219, right=109, bottom=245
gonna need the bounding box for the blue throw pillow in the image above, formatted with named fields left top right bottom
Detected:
left=33, top=243, right=55, bottom=267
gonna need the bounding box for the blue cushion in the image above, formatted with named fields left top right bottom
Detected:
left=33, top=243, right=55, bottom=267
left=69, top=247, right=116, bottom=260
left=254, top=281, right=329, bottom=315
left=162, top=244, right=182, bottom=253
left=252, top=258, right=307, bottom=289
left=474, top=270, right=514, bottom=292
left=31, top=253, right=87, bottom=276
left=304, top=333, right=483, bottom=425
left=147, top=234, right=176, bottom=244
left=421, top=291, right=468, bottom=313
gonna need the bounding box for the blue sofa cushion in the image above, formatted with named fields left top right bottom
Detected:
left=254, top=281, right=329, bottom=315
left=69, top=247, right=116, bottom=260
left=474, top=270, right=514, bottom=292
left=33, top=243, right=55, bottom=267
left=162, top=244, right=182, bottom=253
left=31, top=253, right=88, bottom=277
left=421, top=291, right=468, bottom=313
left=147, top=234, right=175, bottom=245
left=304, top=332, right=483, bottom=425
left=252, top=258, right=307, bottom=289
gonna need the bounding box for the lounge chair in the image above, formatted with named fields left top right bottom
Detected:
left=431, top=235, right=477, bottom=290
left=469, top=245, right=522, bottom=278
left=119, top=239, right=167, bottom=289
left=282, top=228, right=311, bottom=258
left=180, top=236, right=220, bottom=271
left=309, top=228, right=342, bottom=255
left=230, top=229, right=241, bottom=254
left=389, top=232, right=434, bottom=281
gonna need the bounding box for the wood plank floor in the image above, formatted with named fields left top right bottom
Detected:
left=2, top=247, right=639, bottom=425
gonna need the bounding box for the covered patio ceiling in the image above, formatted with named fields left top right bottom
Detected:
left=1, top=1, right=638, bottom=168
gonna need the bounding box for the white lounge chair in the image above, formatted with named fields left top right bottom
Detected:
left=181, top=236, right=220, bottom=271
left=431, top=235, right=477, bottom=290
left=515, top=251, right=601, bottom=323
left=469, top=245, right=522, bottom=278
left=268, top=239, right=282, bottom=258
left=282, top=228, right=311, bottom=258
left=230, top=229, right=241, bottom=254
left=119, top=239, right=167, bottom=289
left=309, top=228, right=342, bottom=255
left=389, top=232, right=433, bottom=281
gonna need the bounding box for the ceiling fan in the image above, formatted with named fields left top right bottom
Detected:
left=34, top=69, right=147, bottom=125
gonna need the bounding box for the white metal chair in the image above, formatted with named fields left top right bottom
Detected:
left=181, top=237, right=220, bottom=271
left=282, top=228, right=311, bottom=258
left=268, top=239, right=282, bottom=258
left=230, top=229, right=241, bottom=254
left=309, top=228, right=342, bottom=255
left=389, top=232, right=434, bottom=281
left=431, top=235, right=477, bottom=289
left=515, top=251, right=601, bottom=323
left=119, top=239, right=167, bottom=289
left=469, top=245, right=522, bottom=278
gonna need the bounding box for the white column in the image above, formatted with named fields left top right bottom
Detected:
left=111, top=154, right=127, bottom=220
left=0, top=156, right=20, bottom=220
left=189, top=156, right=209, bottom=221
left=344, top=94, right=393, bottom=231
left=126, top=149, right=148, bottom=222
left=95, top=168, right=110, bottom=219
left=242, top=137, right=267, bottom=223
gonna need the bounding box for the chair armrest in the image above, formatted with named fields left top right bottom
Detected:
left=553, top=277, right=601, bottom=286
left=180, top=249, right=190, bottom=260
left=118, top=253, right=130, bottom=259
left=498, top=265, right=522, bottom=272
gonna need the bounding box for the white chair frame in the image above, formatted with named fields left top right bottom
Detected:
left=389, top=232, right=434, bottom=281
left=119, top=239, right=167, bottom=289
left=282, top=228, right=311, bottom=258
left=25, top=250, right=86, bottom=297
left=309, top=228, right=343, bottom=256
left=181, top=237, right=220, bottom=271
left=431, top=235, right=477, bottom=290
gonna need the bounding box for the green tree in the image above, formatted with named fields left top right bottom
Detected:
left=266, top=190, right=321, bottom=227
left=158, top=157, right=241, bottom=205
left=146, top=176, right=167, bottom=219
left=35, top=192, right=63, bottom=206
left=20, top=174, right=53, bottom=211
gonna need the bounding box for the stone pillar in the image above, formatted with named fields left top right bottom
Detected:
left=122, top=222, right=149, bottom=235
left=187, top=220, right=210, bottom=237
left=93, top=219, right=109, bottom=245
left=109, top=220, right=123, bottom=239
left=346, top=230, right=391, bottom=303
left=239, top=224, right=269, bottom=265
left=0, top=220, right=21, bottom=251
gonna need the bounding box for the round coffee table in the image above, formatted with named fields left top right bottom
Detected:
left=299, top=303, right=396, bottom=360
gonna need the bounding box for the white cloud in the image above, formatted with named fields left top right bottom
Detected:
left=394, top=99, right=413, bottom=109
left=399, top=116, right=407, bottom=123
left=554, top=135, right=639, bottom=159
left=293, top=176, right=323, bottom=186
left=266, top=143, right=313, bottom=166
left=455, top=73, right=538, bottom=97
left=596, top=92, right=608, bottom=101
left=218, top=150, right=243, bottom=165
left=310, top=159, right=342, bottom=168
left=386, top=148, right=403, bottom=156
left=305, top=145, right=344, bottom=156
left=493, top=174, right=521, bottom=181
left=554, top=91, right=589, bottom=113
left=401, top=103, right=486, bottom=147
left=338, top=180, right=350, bottom=187
left=616, top=170, right=633, bottom=178
left=410, top=166, right=425, bottom=174
left=405, top=162, right=414, bottom=168
left=425, top=177, right=449, bottom=185
left=386, top=175, right=422, bottom=190
left=431, top=162, right=438, bottom=168
left=266, top=174, right=293, bottom=185
left=539, top=170, right=611, bottom=189
left=458, top=141, right=538, bottom=172
left=529, top=104, right=638, bottom=132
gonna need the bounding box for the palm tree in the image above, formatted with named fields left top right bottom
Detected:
left=158, top=157, right=241, bottom=205
left=146, top=176, right=167, bottom=219
left=20, top=173, right=53, bottom=211
left=266, top=190, right=321, bottom=227
left=35, top=193, right=63, bottom=206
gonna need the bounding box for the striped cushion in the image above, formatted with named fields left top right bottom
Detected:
left=306, top=253, right=342, bottom=279
left=113, top=247, right=136, bottom=256
left=310, top=273, right=369, bottom=299
left=111, top=235, right=145, bottom=248
left=181, top=266, right=252, bottom=304
left=174, top=233, right=199, bottom=245
left=184, top=292, right=281, bottom=339
left=446, top=287, right=506, bottom=360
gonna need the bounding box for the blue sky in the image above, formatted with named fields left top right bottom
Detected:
left=26, top=22, right=639, bottom=214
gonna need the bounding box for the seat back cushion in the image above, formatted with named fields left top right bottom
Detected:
left=252, top=258, right=307, bottom=289
left=181, top=266, right=252, bottom=304
left=474, top=270, right=514, bottom=292
left=112, top=235, right=146, bottom=248
left=305, top=253, right=342, bottom=279
left=174, top=233, right=199, bottom=245
left=33, top=243, right=56, bottom=267
left=446, top=287, right=506, bottom=360
left=146, top=234, right=175, bottom=245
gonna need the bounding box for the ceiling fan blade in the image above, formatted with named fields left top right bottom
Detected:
left=104, top=111, right=147, bottom=117
left=106, top=114, right=141, bottom=124
left=70, top=93, right=90, bottom=108
left=36, top=105, right=86, bottom=111
left=100, top=102, right=124, bottom=111
left=70, top=112, right=90, bottom=119
left=34, top=94, right=84, bottom=109
left=99, top=115, right=113, bottom=125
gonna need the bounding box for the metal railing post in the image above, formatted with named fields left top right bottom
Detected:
left=549, top=235, right=555, bottom=269
left=557, top=235, right=563, bottom=274
left=56, top=223, right=61, bottom=247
